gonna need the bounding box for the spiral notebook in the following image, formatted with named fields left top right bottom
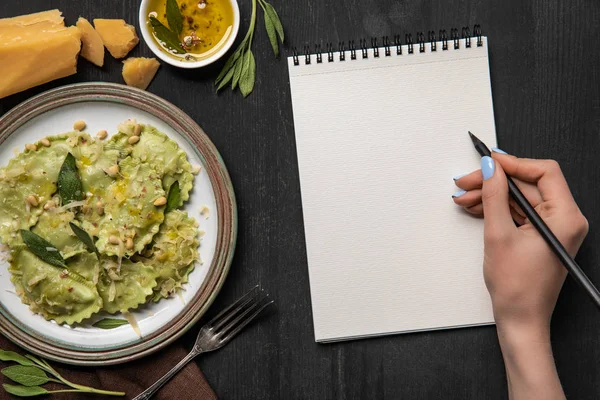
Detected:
left=287, top=27, right=498, bottom=342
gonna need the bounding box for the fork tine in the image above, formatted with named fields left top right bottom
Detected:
left=217, top=293, right=272, bottom=339
left=221, top=300, right=273, bottom=344
left=212, top=289, right=264, bottom=332
left=208, top=285, right=259, bottom=327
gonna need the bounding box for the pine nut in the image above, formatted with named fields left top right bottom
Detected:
left=40, top=138, right=51, bottom=147
left=96, top=130, right=108, bottom=140
left=25, top=143, right=37, bottom=151
left=43, top=200, right=55, bottom=210
left=73, top=120, right=86, bottom=131
left=128, top=135, right=140, bottom=144
left=26, top=195, right=39, bottom=207
left=96, top=201, right=104, bottom=216
left=153, top=196, right=167, bottom=206
left=126, top=237, right=134, bottom=250
left=109, top=235, right=121, bottom=245
left=133, top=124, right=142, bottom=136
left=107, top=165, right=119, bottom=177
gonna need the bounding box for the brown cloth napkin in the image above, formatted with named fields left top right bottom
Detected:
left=0, top=334, right=217, bottom=400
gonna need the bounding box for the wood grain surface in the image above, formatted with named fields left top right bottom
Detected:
left=1, top=0, right=600, bottom=399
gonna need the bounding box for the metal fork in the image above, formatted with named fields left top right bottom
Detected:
left=133, top=286, right=273, bottom=400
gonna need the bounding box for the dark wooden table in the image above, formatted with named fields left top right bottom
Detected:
left=2, top=0, right=600, bottom=399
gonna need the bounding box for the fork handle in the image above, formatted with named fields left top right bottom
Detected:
left=132, top=349, right=201, bottom=400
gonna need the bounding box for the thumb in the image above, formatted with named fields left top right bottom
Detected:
left=481, top=156, right=516, bottom=242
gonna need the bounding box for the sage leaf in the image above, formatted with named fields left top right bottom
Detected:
left=165, top=182, right=181, bottom=213
left=20, top=230, right=66, bottom=269
left=69, top=223, right=99, bottom=257
left=263, top=9, right=279, bottom=57
left=92, top=318, right=129, bottom=329
left=2, top=366, right=50, bottom=387
left=2, top=384, right=48, bottom=397
left=216, top=46, right=243, bottom=84
left=166, top=0, right=183, bottom=36
left=239, top=50, right=252, bottom=86
left=231, top=51, right=245, bottom=90
left=149, top=17, right=185, bottom=54
left=263, top=1, right=284, bottom=42
left=216, top=67, right=236, bottom=92
left=23, top=356, right=47, bottom=371
left=57, top=153, right=83, bottom=205
left=240, top=51, right=256, bottom=97
left=0, top=350, right=35, bottom=367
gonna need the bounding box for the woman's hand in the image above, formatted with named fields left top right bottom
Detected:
left=452, top=149, right=588, bottom=400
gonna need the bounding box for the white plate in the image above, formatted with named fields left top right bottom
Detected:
left=0, top=83, right=237, bottom=365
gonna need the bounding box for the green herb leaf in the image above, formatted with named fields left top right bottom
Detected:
left=20, top=230, right=66, bottom=269
left=214, top=0, right=286, bottom=97
left=166, top=0, right=183, bottom=36
left=231, top=50, right=246, bottom=90
left=263, top=9, right=279, bottom=57
left=263, top=1, right=284, bottom=42
left=2, top=366, right=50, bottom=387
left=58, top=153, right=83, bottom=205
left=240, top=51, right=256, bottom=97
left=149, top=17, right=186, bottom=54
left=165, top=182, right=181, bottom=213
left=2, top=384, right=48, bottom=397
left=216, top=67, right=236, bottom=92
left=0, top=351, right=35, bottom=367
left=239, top=50, right=252, bottom=86
left=92, top=318, right=130, bottom=329
left=216, top=47, right=244, bottom=84
left=69, top=222, right=99, bottom=257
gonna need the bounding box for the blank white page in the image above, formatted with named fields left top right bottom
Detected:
left=288, top=37, right=497, bottom=342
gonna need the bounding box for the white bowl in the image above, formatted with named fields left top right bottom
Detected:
left=139, top=0, right=240, bottom=69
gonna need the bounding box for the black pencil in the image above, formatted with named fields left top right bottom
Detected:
left=468, top=131, right=600, bottom=310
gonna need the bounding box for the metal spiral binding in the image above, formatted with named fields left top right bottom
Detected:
left=292, top=25, right=482, bottom=66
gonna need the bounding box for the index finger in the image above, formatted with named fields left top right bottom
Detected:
left=492, top=152, right=574, bottom=204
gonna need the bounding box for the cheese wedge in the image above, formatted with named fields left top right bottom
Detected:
left=0, top=9, right=64, bottom=28
left=0, top=26, right=81, bottom=99
left=122, top=57, right=160, bottom=90
left=76, top=17, right=104, bottom=67
left=93, top=19, right=139, bottom=59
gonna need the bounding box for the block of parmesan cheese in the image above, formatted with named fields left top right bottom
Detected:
left=93, top=19, right=139, bottom=59
left=0, top=9, right=64, bottom=28
left=0, top=9, right=65, bottom=38
left=0, top=25, right=81, bottom=99
left=76, top=17, right=104, bottom=67
left=122, top=57, right=160, bottom=90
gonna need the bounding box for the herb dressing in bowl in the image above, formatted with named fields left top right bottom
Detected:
left=139, top=0, right=239, bottom=68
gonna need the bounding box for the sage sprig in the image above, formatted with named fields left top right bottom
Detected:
left=92, top=318, right=130, bottom=329
left=57, top=153, right=83, bottom=206
left=165, top=181, right=181, bottom=213
left=69, top=222, right=99, bottom=257
left=259, top=0, right=284, bottom=57
left=20, top=230, right=66, bottom=269
left=0, top=349, right=125, bottom=397
left=215, top=0, right=284, bottom=97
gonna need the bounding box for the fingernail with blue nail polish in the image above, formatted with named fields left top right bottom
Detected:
left=491, top=147, right=508, bottom=154
left=453, top=173, right=467, bottom=181
left=481, top=156, right=495, bottom=180
left=452, top=190, right=467, bottom=198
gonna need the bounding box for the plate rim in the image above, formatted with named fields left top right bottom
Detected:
left=0, top=82, right=238, bottom=365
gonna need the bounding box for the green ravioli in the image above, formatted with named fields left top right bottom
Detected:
left=141, top=210, right=200, bottom=301
left=9, top=250, right=103, bottom=325
left=92, top=156, right=165, bottom=257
